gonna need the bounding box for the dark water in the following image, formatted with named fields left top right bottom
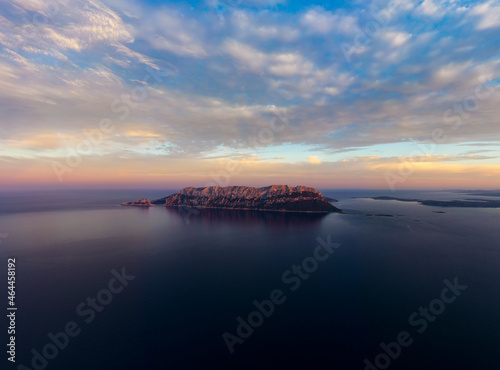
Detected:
left=0, top=189, right=499, bottom=370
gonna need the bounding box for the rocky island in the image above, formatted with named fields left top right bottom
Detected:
left=122, top=185, right=341, bottom=213
left=121, top=198, right=153, bottom=207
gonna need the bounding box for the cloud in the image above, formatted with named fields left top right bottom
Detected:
left=431, top=61, right=474, bottom=88
left=231, top=11, right=300, bottom=42
left=382, top=31, right=412, bottom=47
left=416, top=0, right=440, bottom=16
left=308, top=156, right=322, bottom=164
left=300, top=7, right=358, bottom=35
left=112, top=43, right=159, bottom=69
left=470, top=0, right=500, bottom=29
left=206, top=0, right=286, bottom=8
left=223, top=39, right=354, bottom=99
left=35, top=0, right=133, bottom=51
left=223, top=39, right=314, bottom=77
left=134, top=9, right=208, bottom=58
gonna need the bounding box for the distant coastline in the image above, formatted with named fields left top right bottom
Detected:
left=360, top=196, right=500, bottom=208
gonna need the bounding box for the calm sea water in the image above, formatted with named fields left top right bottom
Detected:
left=0, top=189, right=499, bottom=370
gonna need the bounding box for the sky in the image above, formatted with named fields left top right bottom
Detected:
left=0, top=0, right=499, bottom=190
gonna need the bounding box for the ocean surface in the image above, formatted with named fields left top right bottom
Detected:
left=0, top=189, right=499, bottom=370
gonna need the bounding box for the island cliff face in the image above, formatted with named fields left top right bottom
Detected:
left=123, top=185, right=341, bottom=213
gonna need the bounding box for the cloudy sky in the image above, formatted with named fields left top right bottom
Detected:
left=1, top=0, right=499, bottom=190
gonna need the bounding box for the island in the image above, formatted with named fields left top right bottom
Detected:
left=121, top=198, right=153, bottom=207
left=457, top=190, right=500, bottom=197
left=122, top=185, right=341, bottom=213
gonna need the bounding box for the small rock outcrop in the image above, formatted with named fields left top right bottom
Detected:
left=121, top=198, right=153, bottom=207
left=149, top=185, right=341, bottom=213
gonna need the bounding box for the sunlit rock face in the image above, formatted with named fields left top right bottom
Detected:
left=151, top=185, right=341, bottom=213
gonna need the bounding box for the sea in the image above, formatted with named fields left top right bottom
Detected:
left=0, top=189, right=499, bottom=370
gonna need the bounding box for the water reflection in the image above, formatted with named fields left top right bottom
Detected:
left=163, top=206, right=327, bottom=230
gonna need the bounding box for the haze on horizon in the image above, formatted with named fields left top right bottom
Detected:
left=1, top=0, right=499, bottom=191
